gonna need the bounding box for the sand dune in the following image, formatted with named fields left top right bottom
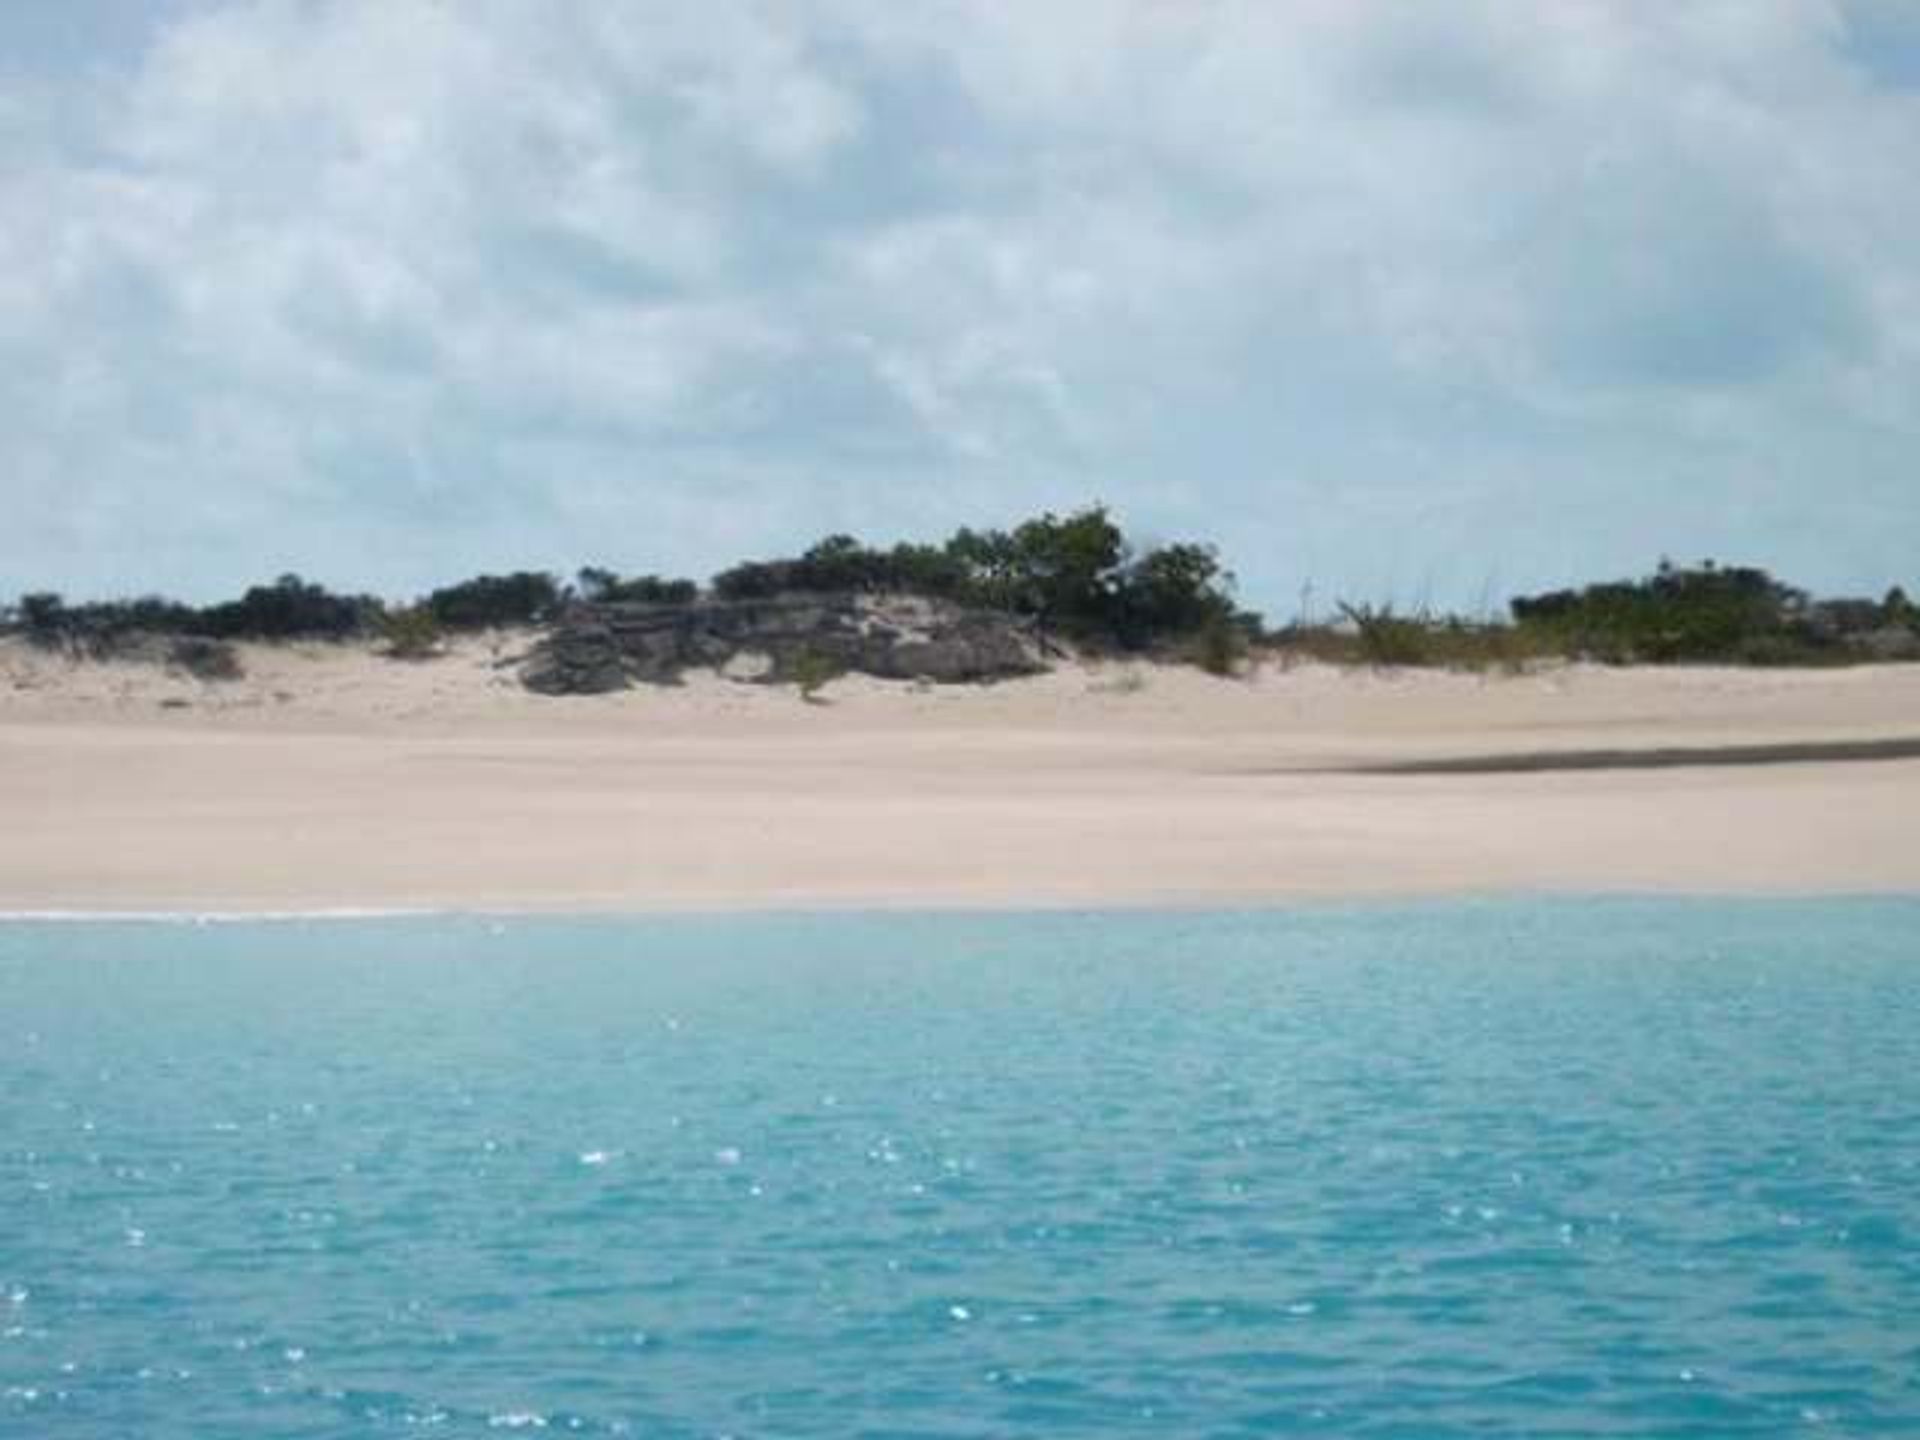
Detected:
left=4, top=635, right=1918, bottom=912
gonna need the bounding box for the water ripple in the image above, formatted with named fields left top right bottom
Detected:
left=2, top=899, right=1917, bottom=1436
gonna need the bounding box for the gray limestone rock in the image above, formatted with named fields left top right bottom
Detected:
left=520, top=593, right=1046, bottom=694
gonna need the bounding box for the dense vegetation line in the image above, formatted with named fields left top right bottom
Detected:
left=4, top=505, right=1916, bottom=672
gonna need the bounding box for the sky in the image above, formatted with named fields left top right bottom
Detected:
left=4, top=1, right=1918, bottom=615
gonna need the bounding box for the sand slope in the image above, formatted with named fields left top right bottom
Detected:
left=4, top=635, right=1918, bottom=911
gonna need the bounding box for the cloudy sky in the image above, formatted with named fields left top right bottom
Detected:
left=5, top=1, right=1918, bottom=612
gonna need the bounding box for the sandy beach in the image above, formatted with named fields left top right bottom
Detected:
left=3, top=634, right=1918, bottom=913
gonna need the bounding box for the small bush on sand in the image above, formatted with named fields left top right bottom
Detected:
left=167, top=636, right=244, bottom=682
left=378, top=605, right=445, bottom=661
left=1340, top=603, right=1433, bottom=667
left=789, top=648, right=842, bottom=703
left=1265, top=608, right=1553, bottom=674
left=1190, top=612, right=1248, bottom=677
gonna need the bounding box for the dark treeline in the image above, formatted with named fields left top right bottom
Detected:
left=15, top=575, right=378, bottom=646
left=711, top=507, right=1243, bottom=649
left=5, top=509, right=1915, bottom=669
left=12, top=569, right=579, bottom=647
left=1283, top=560, right=1917, bottom=669
left=6, top=506, right=1247, bottom=657
left=1507, top=561, right=1916, bottom=664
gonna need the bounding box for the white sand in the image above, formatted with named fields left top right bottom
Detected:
left=4, top=634, right=1918, bottom=912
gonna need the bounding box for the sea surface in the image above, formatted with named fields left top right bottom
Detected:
left=3, top=900, right=1918, bottom=1438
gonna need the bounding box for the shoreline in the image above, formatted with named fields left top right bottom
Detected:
left=6, top=887, right=1920, bottom=923
left=7, top=637, right=1920, bottom=913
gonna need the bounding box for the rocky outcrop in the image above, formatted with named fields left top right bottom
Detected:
left=522, top=593, right=1046, bottom=694
left=1846, top=626, right=1920, bottom=662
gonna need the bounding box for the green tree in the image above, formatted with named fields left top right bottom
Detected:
left=426, top=572, right=561, bottom=629
left=19, top=592, right=66, bottom=642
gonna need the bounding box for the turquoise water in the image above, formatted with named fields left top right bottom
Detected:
left=3, top=901, right=1918, bottom=1438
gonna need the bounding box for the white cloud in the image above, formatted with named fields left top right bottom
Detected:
left=3, top=0, right=1917, bottom=606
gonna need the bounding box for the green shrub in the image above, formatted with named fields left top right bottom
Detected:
left=1266, top=610, right=1556, bottom=673
left=15, top=578, right=375, bottom=646
left=198, top=574, right=378, bottom=640
left=576, top=568, right=699, bottom=605
left=377, top=604, right=445, bottom=660
left=19, top=591, right=66, bottom=646
left=710, top=505, right=1243, bottom=656
left=426, top=571, right=561, bottom=629
left=789, top=648, right=842, bottom=703
left=167, top=636, right=244, bottom=681
left=1510, top=561, right=1805, bottom=663
left=1190, top=612, right=1248, bottom=677
left=1339, top=603, right=1435, bottom=667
